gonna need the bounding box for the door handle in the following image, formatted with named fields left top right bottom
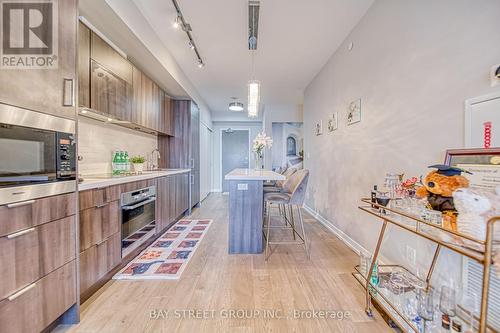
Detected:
left=63, top=78, right=75, bottom=107
left=6, top=200, right=35, bottom=208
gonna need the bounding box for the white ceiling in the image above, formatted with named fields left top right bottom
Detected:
left=131, top=0, right=374, bottom=116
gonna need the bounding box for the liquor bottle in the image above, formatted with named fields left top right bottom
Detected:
left=371, top=185, right=378, bottom=209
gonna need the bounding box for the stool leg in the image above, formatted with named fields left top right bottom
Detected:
left=282, top=204, right=288, bottom=226
left=297, top=206, right=310, bottom=259
left=289, top=205, right=296, bottom=240
left=265, top=202, right=272, bottom=261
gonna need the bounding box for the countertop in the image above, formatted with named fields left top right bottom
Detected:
left=224, top=168, right=285, bottom=181
left=78, top=169, right=191, bottom=191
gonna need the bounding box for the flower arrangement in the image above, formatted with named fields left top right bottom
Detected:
left=252, top=132, right=272, bottom=170
left=401, top=176, right=420, bottom=197
left=252, top=132, right=273, bottom=157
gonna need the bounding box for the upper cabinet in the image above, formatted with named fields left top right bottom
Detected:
left=78, top=25, right=173, bottom=136
left=90, top=34, right=133, bottom=85
left=0, top=0, right=78, bottom=120
left=78, top=22, right=91, bottom=108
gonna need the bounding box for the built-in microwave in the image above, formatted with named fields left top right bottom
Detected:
left=0, top=103, right=76, bottom=205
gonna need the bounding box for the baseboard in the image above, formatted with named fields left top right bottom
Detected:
left=303, top=205, right=367, bottom=256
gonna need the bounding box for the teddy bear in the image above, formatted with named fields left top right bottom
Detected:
left=453, top=186, right=500, bottom=252
left=416, top=165, right=470, bottom=231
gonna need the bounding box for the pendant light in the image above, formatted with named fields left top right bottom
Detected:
left=247, top=50, right=260, bottom=118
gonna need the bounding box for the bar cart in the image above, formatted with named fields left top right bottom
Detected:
left=354, top=198, right=500, bottom=333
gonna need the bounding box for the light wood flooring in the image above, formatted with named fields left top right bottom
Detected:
left=62, top=193, right=391, bottom=333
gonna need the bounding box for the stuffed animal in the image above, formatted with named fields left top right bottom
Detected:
left=416, top=165, right=470, bottom=231
left=453, top=186, right=500, bottom=251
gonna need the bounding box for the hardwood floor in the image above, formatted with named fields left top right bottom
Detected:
left=62, top=194, right=391, bottom=333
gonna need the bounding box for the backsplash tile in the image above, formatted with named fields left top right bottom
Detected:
left=78, top=117, right=157, bottom=175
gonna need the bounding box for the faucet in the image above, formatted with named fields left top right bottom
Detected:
left=150, top=149, right=161, bottom=170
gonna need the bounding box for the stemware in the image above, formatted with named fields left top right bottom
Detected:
left=417, top=289, right=435, bottom=332
left=439, top=285, right=457, bottom=317
left=376, top=191, right=391, bottom=214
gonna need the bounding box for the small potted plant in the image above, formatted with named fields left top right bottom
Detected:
left=130, top=156, right=145, bottom=174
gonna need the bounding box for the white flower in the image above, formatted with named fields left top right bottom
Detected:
left=252, top=132, right=272, bottom=155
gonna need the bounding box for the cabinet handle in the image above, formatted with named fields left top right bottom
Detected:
left=8, top=283, right=36, bottom=301
left=95, top=202, right=109, bottom=209
left=6, top=200, right=35, bottom=208
left=63, top=78, right=74, bottom=107
left=191, top=174, right=194, bottom=185
left=190, top=158, right=194, bottom=169
left=7, top=228, right=35, bottom=239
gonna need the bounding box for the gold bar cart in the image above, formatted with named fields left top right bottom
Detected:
left=354, top=198, right=500, bottom=333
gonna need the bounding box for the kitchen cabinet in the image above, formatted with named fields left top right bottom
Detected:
left=79, top=232, right=121, bottom=294
left=0, top=192, right=76, bottom=238
left=132, top=66, right=161, bottom=132
left=90, top=60, right=132, bottom=121
left=79, top=201, right=120, bottom=252
left=0, top=216, right=76, bottom=301
left=175, top=173, right=190, bottom=218
left=0, top=0, right=77, bottom=120
left=159, top=91, right=173, bottom=136
left=78, top=22, right=91, bottom=108
left=190, top=102, right=201, bottom=207
left=0, top=261, right=76, bottom=333
left=79, top=185, right=120, bottom=211
left=90, top=33, right=133, bottom=85
left=155, top=176, right=172, bottom=233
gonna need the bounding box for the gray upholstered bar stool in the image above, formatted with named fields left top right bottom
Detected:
left=263, top=167, right=297, bottom=219
left=263, top=169, right=310, bottom=261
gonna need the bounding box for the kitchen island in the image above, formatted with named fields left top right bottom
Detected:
left=224, top=168, right=285, bottom=254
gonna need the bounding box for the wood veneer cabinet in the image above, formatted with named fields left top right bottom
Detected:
left=90, top=60, right=132, bottom=121
left=0, top=0, right=78, bottom=120
left=0, top=216, right=76, bottom=301
left=79, top=201, right=120, bottom=252
left=90, top=33, right=133, bottom=85
left=0, top=261, right=76, bottom=333
left=156, top=174, right=190, bottom=234
left=79, top=232, right=121, bottom=293
left=78, top=21, right=91, bottom=108
left=0, top=192, right=76, bottom=237
left=79, top=185, right=120, bottom=211
left=132, top=66, right=162, bottom=132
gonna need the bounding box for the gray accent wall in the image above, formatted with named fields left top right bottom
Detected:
left=303, top=0, right=500, bottom=281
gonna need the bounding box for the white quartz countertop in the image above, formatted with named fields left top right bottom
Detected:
left=224, top=168, right=285, bottom=181
left=78, top=169, right=191, bottom=191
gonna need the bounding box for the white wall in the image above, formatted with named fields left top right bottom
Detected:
left=78, top=117, right=157, bottom=175
left=211, top=121, right=263, bottom=192
left=303, top=0, right=500, bottom=280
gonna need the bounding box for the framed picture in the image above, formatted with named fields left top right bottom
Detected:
left=327, top=112, right=338, bottom=132
left=347, top=98, right=361, bottom=125
left=315, top=120, right=323, bottom=136
left=445, top=148, right=500, bottom=190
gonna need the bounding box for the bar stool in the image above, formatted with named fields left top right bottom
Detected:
left=263, top=169, right=310, bottom=261
left=263, top=168, right=297, bottom=219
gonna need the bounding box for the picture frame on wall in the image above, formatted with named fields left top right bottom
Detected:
left=327, top=112, right=338, bottom=132
left=347, top=98, right=361, bottom=125
left=315, top=120, right=323, bottom=136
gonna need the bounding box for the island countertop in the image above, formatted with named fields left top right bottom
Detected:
left=224, top=168, right=285, bottom=181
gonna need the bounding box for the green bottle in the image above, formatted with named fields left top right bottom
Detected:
left=112, top=151, right=120, bottom=176
left=124, top=151, right=130, bottom=174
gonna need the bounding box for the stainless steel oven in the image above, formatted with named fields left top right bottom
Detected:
left=120, top=185, right=156, bottom=256
left=0, top=104, right=76, bottom=205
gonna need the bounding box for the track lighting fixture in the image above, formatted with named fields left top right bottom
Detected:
left=172, top=0, right=205, bottom=68
left=173, top=15, right=181, bottom=29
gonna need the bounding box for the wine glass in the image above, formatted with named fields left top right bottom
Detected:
left=418, top=289, right=435, bottom=332
left=439, top=285, right=457, bottom=317
left=376, top=191, right=391, bottom=214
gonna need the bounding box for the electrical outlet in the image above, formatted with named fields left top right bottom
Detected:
left=406, top=245, right=416, bottom=266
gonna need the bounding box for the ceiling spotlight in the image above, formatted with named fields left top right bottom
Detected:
left=197, top=59, right=205, bottom=68
left=173, top=15, right=181, bottom=29
left=188, top=41, right=195, bottom=50
left=229, top=102, right=244, bottom=112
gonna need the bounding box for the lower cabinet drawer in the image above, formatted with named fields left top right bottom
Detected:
left=0, top=192, right=76, bottom=237
left=79, top=201, right=120, bottom=252
left=79, top=232, right=121, bottom=294
left=0, top=216, right=76, bottom=301
left=0, top=260, right=76, bottom=333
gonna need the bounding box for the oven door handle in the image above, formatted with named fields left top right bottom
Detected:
left=122, top=197, right=156, bottom=210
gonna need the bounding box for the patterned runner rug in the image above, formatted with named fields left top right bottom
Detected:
left=113, top=219, right=213, bottom=280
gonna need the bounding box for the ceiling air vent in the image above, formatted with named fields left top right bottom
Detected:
left=248, top=1, right=260, bottom=50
